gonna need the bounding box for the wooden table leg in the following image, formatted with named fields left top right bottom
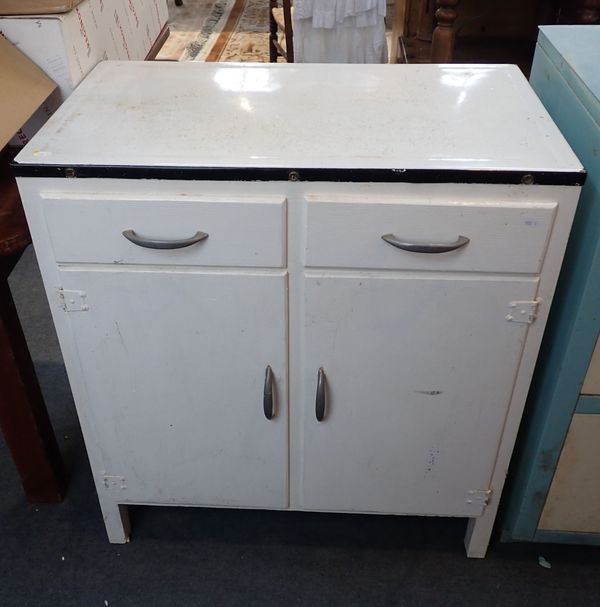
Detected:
left=0, top=253, right=65, bottom=503
left=390, top=0, right=409, bottom=64
left=430, top=0, right=460, bottom=63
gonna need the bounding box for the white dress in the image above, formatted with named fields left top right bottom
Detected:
left=293, top=0, right=388, bottom=63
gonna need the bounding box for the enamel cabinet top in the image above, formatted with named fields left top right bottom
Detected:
left=15, top=61, right=583, bottom=180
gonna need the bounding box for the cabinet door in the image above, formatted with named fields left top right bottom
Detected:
left=300, top=272, right=538, bottom=517
left=60, top=268, right=288, bottom=508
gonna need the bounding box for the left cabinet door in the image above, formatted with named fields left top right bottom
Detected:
left=59, top=267, right=289, bottom=509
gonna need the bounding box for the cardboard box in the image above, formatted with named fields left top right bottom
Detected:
left=0, top=0, right=168, bottom=146
left=0, top=35, right=56, bottom=149
left=0, top=1, right=84, bottom=15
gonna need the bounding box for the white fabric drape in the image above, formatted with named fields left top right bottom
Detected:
left=293, top=0, right=388, bottom=64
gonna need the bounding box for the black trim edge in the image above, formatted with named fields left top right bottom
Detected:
left=10, top=163, right=587, bottom=186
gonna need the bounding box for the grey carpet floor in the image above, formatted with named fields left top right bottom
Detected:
left=2, top=246, right=599, bottom=607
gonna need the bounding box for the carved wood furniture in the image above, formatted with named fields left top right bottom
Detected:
left=392, top=0, right=600, bottom=64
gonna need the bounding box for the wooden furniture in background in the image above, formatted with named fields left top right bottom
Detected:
left=145, top=23, right=170, bottom=60
left=0, top=146, right=65, bottom=503
left=269, top=0, right=294, bottom=62
left=394, top=0, right=599, bottom=65
left=430, top=0, right=460, bottom=62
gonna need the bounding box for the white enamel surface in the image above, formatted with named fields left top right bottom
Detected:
left=16, top=61, right=582, bottom=173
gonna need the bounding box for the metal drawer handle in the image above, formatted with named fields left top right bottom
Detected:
left=315, top=367, right=326, bottom=422
left=122, top=229, right=208, bottom=250
left=381, top=234, right=470, bottom=254
left=264, top=365, right=275, bottom=420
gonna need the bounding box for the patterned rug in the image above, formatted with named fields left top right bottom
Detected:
left=157, top=0, right=270, bottom=62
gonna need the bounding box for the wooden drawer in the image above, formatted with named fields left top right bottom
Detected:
left=305, top=196, right=557, bottom=273
left=42, top=193, right=286, bottom=267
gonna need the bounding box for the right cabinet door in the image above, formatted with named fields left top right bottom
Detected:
left=300, top=272, right=538, bottom=517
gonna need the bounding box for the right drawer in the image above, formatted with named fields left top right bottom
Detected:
left=305, top=196, right=557, bottom=273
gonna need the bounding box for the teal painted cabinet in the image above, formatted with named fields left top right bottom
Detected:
left=503, top=25, right=600, bottom=544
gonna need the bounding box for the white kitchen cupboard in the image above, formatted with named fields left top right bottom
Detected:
left=14, top=62, right=584, bottom=557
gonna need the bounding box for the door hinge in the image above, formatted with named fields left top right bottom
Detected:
left=466, top=489, right=492, bottom=509
left=102, top=475, right=127, bottom=490
left=506, top=299, right=540, bottom=324
left=57, top=289, right=89, bottom=312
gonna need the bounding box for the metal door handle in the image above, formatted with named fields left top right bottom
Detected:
left=315, top=367, right=326, bottom=422
left=381, top=234, right=470, bottom=254
left=264, top=366, right=275, bottom=420
left=122, top=229, right=208, bottom=250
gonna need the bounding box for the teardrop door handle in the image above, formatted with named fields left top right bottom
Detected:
left=315, top=367, right=326, bottom=422
left=264, top=365, right=275, bottom=420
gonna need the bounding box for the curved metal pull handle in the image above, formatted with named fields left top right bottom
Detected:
left=381, top=234, right=470, bottom=254
left=315, top=367, right=326, bottom=422
left=122, top=229, right=208, bottom=250
left=264, top=365, right=275, bottom=420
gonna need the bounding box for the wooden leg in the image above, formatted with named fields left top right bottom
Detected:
left=417, top=0, right=436, bottom=41
left=144, top=25, right=170, bottom=61
left=283, top=0, right=294, bottom=62
left=269, top=0, right=278, bottom=63
left=0, top=254, right=65, bottom=503
left=100, top=500, right=131, bottom=544
left=390, top=0, right=408, bottom=64
left=465, top=514, right=494, bottom=559
left=430, top=0, right=460, bottom=63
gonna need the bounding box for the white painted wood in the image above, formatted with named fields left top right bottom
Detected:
left=582, top=335, right=600, bottom=395
left=464, top=185, right=580, bottom=557
left=43, top=193, right=286, bottom=267
left=18, top=176, right=581, bottom=554
left=305, top=196, right=556, bottom=273
left=58, top=266, right=289, bottom=509
left=99, top=501, right=131, bottom=544
left=539, top=414, right=600, bottom=533
left=299, top=271, right=538, bottom=516
left=15, top=62, right=583, bottom=174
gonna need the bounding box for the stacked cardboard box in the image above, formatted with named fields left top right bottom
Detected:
left=0, top=0, right=169, bottom=145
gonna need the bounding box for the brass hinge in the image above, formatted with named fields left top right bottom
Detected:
left=506, top=299, right=540, bottom=324
left=57, top=289, right=89, bottom=312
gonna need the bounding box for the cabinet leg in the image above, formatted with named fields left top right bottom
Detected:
left=100, top=501, right=131, bottom=544
left=464, top=513, right=494, bottom=558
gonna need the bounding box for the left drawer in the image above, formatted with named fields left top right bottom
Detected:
left=42, top=194, right=287, bottom=267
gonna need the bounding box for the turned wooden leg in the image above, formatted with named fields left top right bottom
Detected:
left=0, top=254, right=65, bottom=503
left=430, top=0, right=460, bottom=63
